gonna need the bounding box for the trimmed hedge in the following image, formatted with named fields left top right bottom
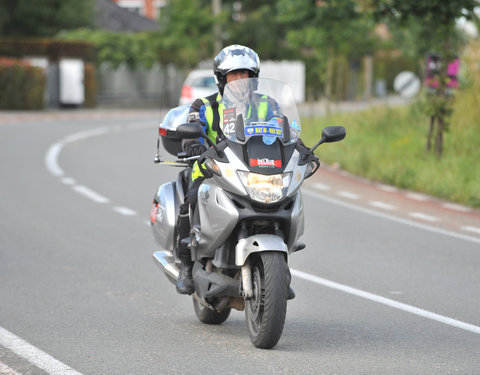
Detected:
left=0, top=39, right=95, bottom=62
left=0, top=58, right=46, bottom=110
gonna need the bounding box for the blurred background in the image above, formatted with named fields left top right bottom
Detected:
left=1, top=0, right=479, bottom=207
left=1, top=0, right=478, bottom=110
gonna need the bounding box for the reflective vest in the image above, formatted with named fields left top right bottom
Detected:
left=192, top=94, right=269, bottom=181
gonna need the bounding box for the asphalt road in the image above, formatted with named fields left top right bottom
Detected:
left=1, top=111, right=480, bottom=375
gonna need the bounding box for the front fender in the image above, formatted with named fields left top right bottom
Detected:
left=235, top=234, right=288, bottom=266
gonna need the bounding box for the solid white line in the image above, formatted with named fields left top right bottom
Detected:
left=369, top=201, right=396, bottom=210
left=113, top=206, right=137, bottom=216
left=72, top=185, right=110, bottom=204
left=408, top=212, right=439, bottom=222
left=0, top=361, right=23, bottom=375
left=0, top=327, right=84, bottom=375
left=302, top=189, right=480, bottom=245
left=291, top=268, right=480, bottom=335
left=337, top=191, right=359, bottom=200
left=461, top=226, right=480, bottom=235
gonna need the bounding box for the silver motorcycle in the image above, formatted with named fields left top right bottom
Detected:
left=151, top=78, right=345, bottom=348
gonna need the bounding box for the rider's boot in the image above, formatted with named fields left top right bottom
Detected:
left=175, top=212, right=195, bottom=295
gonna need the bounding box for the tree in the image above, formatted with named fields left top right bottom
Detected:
left=155, top=0, right=215, bottom=69
left=276, top=0, right=377, bottom=103
left=0, top=0, right=94, bottom=37
left=364, top=0, right=479, bottom=156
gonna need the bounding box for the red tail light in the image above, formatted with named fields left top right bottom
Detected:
left=181, top=85, right=193, bottom=99
left=159, top=128, right=167, bottom=136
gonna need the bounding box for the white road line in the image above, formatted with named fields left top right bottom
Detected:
left=291, top=268, right=480, bottom=335
left=0, top=327, right=84, bottom=375
left=313, top=182, right=331, bottom=191
left=303, top=189, right=480, bottom=245
left=461, top=226, right=480, bottom=235
left=61, top=177, right=76, bottom=185
left=337, top=191, right=359, bottom=200
left=72, top=185, right=110, bottom=204
left=113, top=206, right=137, bottom=216
left=408, top=212, right=439, bottom=222
left=442, top=203, right=472, bottom=213
left=405, top=192, right=430, bottom=202
left=0, top=362, right=23, bottom=375
left=377, top=184, right=398, bottom=193
left=45, top=142, right=65, bottom=177
left=369, top=201, right=396, bottom=210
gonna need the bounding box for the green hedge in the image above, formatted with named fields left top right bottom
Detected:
left=0, top=58, right=46, bottom=110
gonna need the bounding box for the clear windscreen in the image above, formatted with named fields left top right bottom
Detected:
left=220, top=78, right=301, bottom=145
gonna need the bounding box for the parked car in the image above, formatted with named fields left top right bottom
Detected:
left=178, top=69, right=217, bottom=106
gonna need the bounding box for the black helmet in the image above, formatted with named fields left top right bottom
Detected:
left=213, top=44, right=260, bottom=95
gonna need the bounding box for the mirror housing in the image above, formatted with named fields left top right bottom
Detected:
left=322, top=126, right=346, bottom=143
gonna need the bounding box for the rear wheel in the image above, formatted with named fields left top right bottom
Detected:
left=245, top=252, right=288, bottom=349
left=193, top=297, right=231, bottom=325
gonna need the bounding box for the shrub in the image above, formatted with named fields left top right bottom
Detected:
left=0, top=57, right=46, bottom=110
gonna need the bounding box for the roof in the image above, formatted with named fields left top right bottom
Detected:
left=94, top=0, right=160, bottom=32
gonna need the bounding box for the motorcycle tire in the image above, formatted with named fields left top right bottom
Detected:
left=245, top=252, right=288, bottom=349
left=193, top=297, right=231, bottom=325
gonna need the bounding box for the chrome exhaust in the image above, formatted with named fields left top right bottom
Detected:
left=153, top=250, right=179, bottom=285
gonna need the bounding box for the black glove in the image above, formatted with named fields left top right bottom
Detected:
left=187, top=143, right=207, bottom=157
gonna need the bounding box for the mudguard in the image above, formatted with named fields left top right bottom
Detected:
left=235, top=234, right=288, bottom=266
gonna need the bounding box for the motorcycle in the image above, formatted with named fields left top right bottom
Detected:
left=150, top=78, right=345, bottom=349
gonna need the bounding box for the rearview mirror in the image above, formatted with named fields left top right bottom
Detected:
left=322, top=126, right=346, bottom=143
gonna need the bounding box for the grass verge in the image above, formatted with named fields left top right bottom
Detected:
left=301, top=101, right=480, bottom=208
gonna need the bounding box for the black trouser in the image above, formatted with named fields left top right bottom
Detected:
left=176, top=177, right=204, bottom=264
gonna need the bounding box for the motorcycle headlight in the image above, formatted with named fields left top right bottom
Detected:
left=237, top=171, right=292, bottom=203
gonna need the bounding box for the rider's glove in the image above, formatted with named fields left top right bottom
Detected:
left=187, top=143, right=207, bottom=157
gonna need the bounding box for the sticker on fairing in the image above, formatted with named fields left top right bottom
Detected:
left=150, top=202, right=159, bottom=223
left=222, top=108, right=236, bottom=135
left=250, top=158, right=282, bottom=168
left=244, top=122, right=283, bottom=137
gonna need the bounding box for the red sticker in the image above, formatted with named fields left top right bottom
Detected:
left=250, top=158, right=282, bottom=168
left=150, top=203, right=159, bottom=223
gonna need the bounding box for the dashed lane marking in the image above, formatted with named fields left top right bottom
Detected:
left=303, top=189, right=480, bottom=245
left=405, top=192, right=430, bottom=202
left=313, top=182, right=331, bottom=191
left=408, top=212, right=439, bottom=222
left=442, top=203, right=473, bottom=213
left=72, top=185, right=110, bottom=204
left=337, top=191, right=359, bottom=200
left=369, top=201, right=396, bottom=210
left=114, top=206, right=137, bottom=216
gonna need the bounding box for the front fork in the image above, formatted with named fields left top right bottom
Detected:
left=236, top=223, right=289, bottom=299
left=241, top=259, right=253, bottom=298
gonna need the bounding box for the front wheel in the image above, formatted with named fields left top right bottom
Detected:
left=193, top=297, right=231, bottom=325
left=245, top=252, right=288, bottom=349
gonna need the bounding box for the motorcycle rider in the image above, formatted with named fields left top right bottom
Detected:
left=175, top=45, right=296, bottom=300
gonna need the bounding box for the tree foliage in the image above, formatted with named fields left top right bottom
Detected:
left=363, top=0, right=479, bottom=156
left=0, top=0, right=94, bottom=37
left=276, top=0, right=377, bottom=99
